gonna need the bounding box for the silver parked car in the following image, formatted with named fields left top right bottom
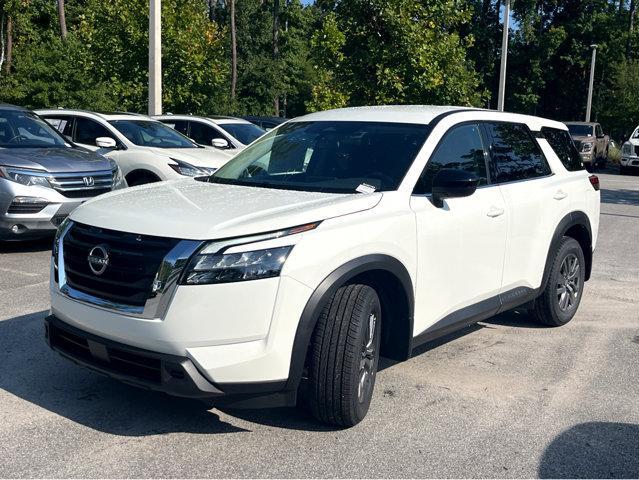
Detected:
left=0, top=104, right=126, bottom=241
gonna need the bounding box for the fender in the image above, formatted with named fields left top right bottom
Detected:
left=541, top=211, right=593, bottom=292
left=284, top=254, right=414, bottom=391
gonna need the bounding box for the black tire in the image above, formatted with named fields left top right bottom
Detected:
left=307, top=284, right=382, bottom=427
left=126, top=171, right=160, bottom=186
left=620, top=165, right=628, bottom=175
left=533, top=237, right=586, bottom=327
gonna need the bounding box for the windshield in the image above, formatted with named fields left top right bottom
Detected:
left=110, top=120, right=197, bottom=148
left=210, top=121, right=429, bottom=193
left=566, top=124, right=594, bottom=137
left=219, top=122, right=265, bottom=145
left=0, top=110, right=68, bottom=148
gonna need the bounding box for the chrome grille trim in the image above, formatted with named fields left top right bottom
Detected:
left=50, top=169, right=114, bottom=197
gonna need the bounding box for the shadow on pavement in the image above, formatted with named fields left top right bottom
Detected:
left=0, top=310, right=248, bottom=435
left=538, top=422, right=639, bottom=478
left=600, top=188, right=639, bottom=207
left=0, top=236, right=53, bottom=253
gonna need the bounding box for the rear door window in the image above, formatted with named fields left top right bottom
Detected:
left=541, top=127, right=585, bottom=172
left=484, top=122, right=551, bottom=183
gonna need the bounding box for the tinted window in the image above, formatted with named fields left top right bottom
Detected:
left=0, top=110, right=67, bottom=148
left=415, top=124, right=487, bottom=194
left=74, top=117, right=112, bottom=146
left=219, top=122, right=265, bottom=145
left=44, top=116, right=74, bottom=136
left=595, top=124, right=603, bottom=137
left=161, top=119, right=189, bottom=136
left=212, top=121, right=429, bottom=193
left=110, top=120, right=197, bottom=148
left=189, top=121, right=227, bottom=145
left=566, top=124, right=593, bottom=137
left=541, top=127, right=585, bottom=172
left=485, top=123, right=551, bottom=183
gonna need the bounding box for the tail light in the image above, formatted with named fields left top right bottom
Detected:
left=588, top=175, right=600, bottom=191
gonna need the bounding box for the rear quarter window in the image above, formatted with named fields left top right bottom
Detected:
left=541, top=127, right=585, bottom=172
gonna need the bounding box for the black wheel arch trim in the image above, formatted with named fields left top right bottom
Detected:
left=542, top=211, right=593, bottom=291
left=284, top=254, right=414, bottom=392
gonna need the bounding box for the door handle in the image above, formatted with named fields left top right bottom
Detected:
left=553, top=190, right=568, bottom=200
left=487, top=206, right=505, bottom=218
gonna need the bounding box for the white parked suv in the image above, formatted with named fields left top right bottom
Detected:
left=620, top=126, right=639, bottom=174
left=46, top=106, right=600, bottom=427
left=37, top=110, right=234, bottom=185
left=154, top=114, right=266, bottom=151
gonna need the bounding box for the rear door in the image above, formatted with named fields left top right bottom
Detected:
left=483, top=122, right=559, bottom=299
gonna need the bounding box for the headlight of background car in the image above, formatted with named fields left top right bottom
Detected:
left=622, top=143, right=633, bottom=156
left=581, top=142, right=594, bottom=153
left=184, top=245, right=293, bottom=285
left=108, top=159, right=123, bottom=184
left=0, top=167, right=52, bottom=188
left=168, top=158, right=209, bottom=177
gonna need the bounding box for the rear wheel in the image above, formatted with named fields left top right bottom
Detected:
left=307, top=284, right=382, bottom=427
left=533, top=237, right=586, bottom=327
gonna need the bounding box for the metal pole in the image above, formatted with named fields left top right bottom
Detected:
left=586, top=44, right=597, bottom=122
left=497, top=0, right=510, bottom=112
left=149, top=0, right=162, bottom=115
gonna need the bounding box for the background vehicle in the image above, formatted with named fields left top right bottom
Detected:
left=0, top=104, right=125, bottom=240
left=565, top=121, right=609, bottom=170
left=241, top=115, right=287, bottom=131
left=47, top=106, right=599, bottom=427
left=620, top=126, right=639, bottom=174
left=37, top=109, right=234, bottom=186
left=155, top=115, right=265, bottom=151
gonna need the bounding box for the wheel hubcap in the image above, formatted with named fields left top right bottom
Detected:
left=557, top=253, right=581, bottom=312
left=358, top=312, right=377, bottom=403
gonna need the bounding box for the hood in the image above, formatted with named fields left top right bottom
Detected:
left=145, top=147, right=235, bottom=169
left=570, top=134, right=594, bottom=144
left=70, top=179, right=382, bottom=240
left=0, top=147, right=111, bottom=172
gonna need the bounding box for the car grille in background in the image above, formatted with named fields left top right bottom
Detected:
left=7, top=200, right=48, bottom=214
left=49, top=170, right=113, bottom=198
left=63, top=223, right=180, bottom=307
left=48, top=322, right=162, bottom=383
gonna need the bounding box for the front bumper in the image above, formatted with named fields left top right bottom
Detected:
left=45, top=315, right=295, bottom=408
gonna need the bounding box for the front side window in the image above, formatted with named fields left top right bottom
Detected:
left=74, top=117, right=112, bottom=146
left=0, top=110, right=68, bottom=148
left=189, top=122, right=227, bottom=145
left=219, top=122, right=265, bottom=145
left=415, top=124, right=488, bottom=194
left=595, top=124, right=604, bottom=137
left=110, top=120, right=197, bottom=148
left=211, top=121, right=429, bottom=193
left=485, top=122, right=551, bottom=183
left=541, top=127, right=585, bottom=172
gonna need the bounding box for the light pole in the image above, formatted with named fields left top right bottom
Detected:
left=149, top=0, right=162, bottom=115
left=585, top=44, right=597, bottom=122
left=497, top=0, right=510, bottom=112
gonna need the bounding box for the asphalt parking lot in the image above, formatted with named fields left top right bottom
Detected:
left=0, top=172, right=637, bottom=478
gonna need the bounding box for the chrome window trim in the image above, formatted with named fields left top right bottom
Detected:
left=55, top=221, right=202, bottom=319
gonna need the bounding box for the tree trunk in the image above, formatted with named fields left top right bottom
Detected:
left=230, top=0, right=237, bottom=100
left=628, top=0, right=636, bottom=58
left=58, top=0, right=68, bottom=40
left=4, top=15, right=12, bottom=74
left=272, top=0, right=280, bottom=116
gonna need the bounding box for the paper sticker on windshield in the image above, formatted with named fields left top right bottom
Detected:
left=356, top=183, right=376, bottom=194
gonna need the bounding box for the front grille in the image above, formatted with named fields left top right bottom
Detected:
left=49, top=323, right=162, bottom=383
left=49, top=170, right=113, bottom=199
left=7, top=201, right=48, bottom=214
left=63, top=222, right=180, bottom=308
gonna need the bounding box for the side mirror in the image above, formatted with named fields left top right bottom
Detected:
left=211, top=138, right=230, bottom=149
left=96, top=137, right=117, bottom=149
left=432, top=169, right=480, bottom=208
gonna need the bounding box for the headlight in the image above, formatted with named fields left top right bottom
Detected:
left=0, top=167, right=52, bottom=188
left=581, top=142, right=594, bottom=152
left=109, top=159, right=123, bottom=184
left=168, top=158, right=206, bottom=177
left=198, top=167, right=217, bottom=175
left=622, top=143, right=634, bottom=156
left=182, top=221, right=320, bottom=285
left=184, top=246, right=293, bottom=285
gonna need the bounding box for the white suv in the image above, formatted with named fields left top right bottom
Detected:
left=37, top=110, right=234, bottom=185
left=46, top=106, right=600, bottom=427
left=154, top=114, right=266, bottom=151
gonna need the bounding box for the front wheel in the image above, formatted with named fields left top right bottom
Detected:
left=533, top=237, right=586, bottom=327
left=306, top=284, right=382, bottom=427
